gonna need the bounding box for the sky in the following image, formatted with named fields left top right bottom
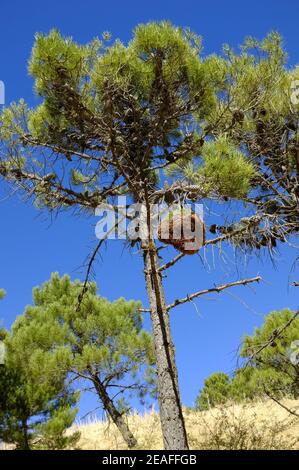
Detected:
left=0, top=0, right=298, bottom=419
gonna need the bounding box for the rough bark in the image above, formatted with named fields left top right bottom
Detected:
left=143, top=243, right=189, bottom=450
left=92, top=375, right=137, bottom=448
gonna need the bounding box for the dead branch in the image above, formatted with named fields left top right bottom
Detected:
left=166, top=276, right=262, bottom=311
left=159, top=252, right=185, bottom=272
left=265, top=391, right=299, bottom=418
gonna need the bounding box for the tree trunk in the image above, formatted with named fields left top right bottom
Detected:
left=20, top=418, right=30, bottom=450
left=143, top=243, right=189, bottom=450
left=92, top=375, right=137, bottom=448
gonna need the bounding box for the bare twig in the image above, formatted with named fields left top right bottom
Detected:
left=76, top=217, right=125, bottom=311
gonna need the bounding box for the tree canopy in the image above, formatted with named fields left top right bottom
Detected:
left=0, top=21, right=298, bottom=449
left=0, top=328, right=79, bottom=450
left=5, top=273, right=154, bottom=448
left=196, top=309, right=299, bottom=410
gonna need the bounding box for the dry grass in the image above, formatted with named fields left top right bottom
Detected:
left=73, top=399, right=299, bottom=450
left=1, top=399, right=298, bottom=450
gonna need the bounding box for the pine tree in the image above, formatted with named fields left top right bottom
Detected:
left=0, top=329, right=80, bottom=450
left=240, top=308, right=299, bottom=399
left=8, top=273, right=155, bottom=448
left=195, top=372, right=232, bottom=410
left=1, top=22, right=297, bottom=448
left=196, top=309, right=299, bottom=409
left=0, top=289, right=5, bottom=364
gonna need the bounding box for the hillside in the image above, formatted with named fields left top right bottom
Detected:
left=72, top=399, right=299, bottom=450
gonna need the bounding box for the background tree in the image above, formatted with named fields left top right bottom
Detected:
left=1, top=22, right=297, bottom=448
left=0, top=328, right=79, bottom=450
left=240, top=308, right=299, bottom=400
left=195, top=372, right=232, bottom=410
left=8, top=273, right=155, bottom=448
left=0, top=289, right=5, bottom=364
left=196, top=309, right=299, bottom=410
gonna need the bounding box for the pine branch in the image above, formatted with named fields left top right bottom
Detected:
left=0, top=163, right=123, bottom=209
left=159, top=215, right=262, bottom=272
left=244, top=310, right=299, bottom=368
left=21, top=134, right=107, bottom=164
left=151, top=183, right=207, bottom=203
left=166, top=276, right=262, bottom=311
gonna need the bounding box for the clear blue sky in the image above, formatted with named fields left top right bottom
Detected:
left=0, top=0, right=298, bottom=419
